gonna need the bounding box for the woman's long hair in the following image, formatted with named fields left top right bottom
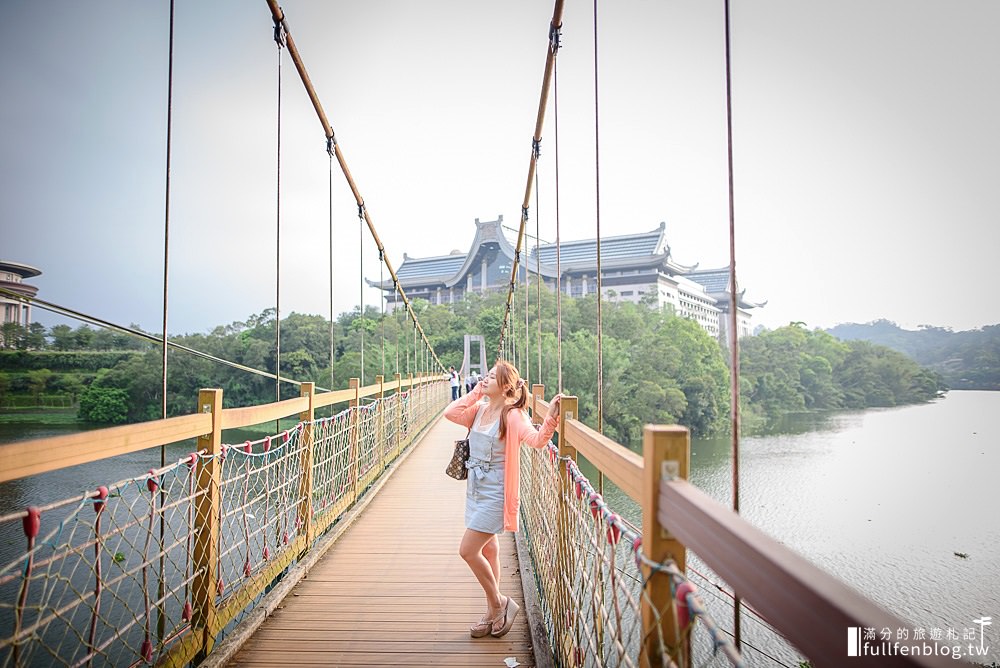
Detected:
left=496, top=360, right=527, bottom=439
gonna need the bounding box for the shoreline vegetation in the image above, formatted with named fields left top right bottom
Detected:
left=1, top=289, right=981, bottom=440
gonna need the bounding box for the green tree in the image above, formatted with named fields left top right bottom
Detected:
left=78, top=384, right=129, bottom=423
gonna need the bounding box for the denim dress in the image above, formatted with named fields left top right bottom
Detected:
left=464, top=405, right=506, bottom=534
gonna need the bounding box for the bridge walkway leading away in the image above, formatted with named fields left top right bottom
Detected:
left=225, top=414, right=537, bottom=667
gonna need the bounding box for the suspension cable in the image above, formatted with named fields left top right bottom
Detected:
left=0, top=288, right=328, bottom=391
left=593, top=0, right=603, bottom=433
left=160, top=0, right=175, bottom=430
left=380, top=250, right=385, bottom=378
left=264, top=0, right=445, bottom=373
left=274, top=18, right=285, bottom=409
left=535, top=167, right=542, bottom=385
left=495, top=0, right=565, bottom=358
left=723, top=0, right=743, bottom=651
left=554, top=52, right=563, bottom=393
left=157, top=0, right=176, bottom=646
left=359, top=205, right=365, bottom=385
left=328, top=139, right=336, bottom=391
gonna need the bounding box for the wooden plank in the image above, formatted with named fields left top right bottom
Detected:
left=312, top=387, right=356, bottom=409
left=564, top=418, right=643, bottom=503
left=0, top=412, right=212, bottom=483
left=227, top=414, right=538, bottom=667
left=221, top=396, right=310, bottom=430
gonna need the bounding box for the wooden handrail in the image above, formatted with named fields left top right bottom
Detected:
left=0, top=413, right=212, bottom=483
left=221, top=396, right=310, bottom=430
left=563, top=419, right=642, bottom=503
left=0, top=376, right=440, bottom=484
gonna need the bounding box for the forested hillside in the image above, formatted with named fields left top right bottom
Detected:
left=827, top=320, right=1000, bottom=390
left=1, top=289, right=945, bottom=439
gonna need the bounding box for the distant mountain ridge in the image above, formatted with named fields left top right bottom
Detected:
left=826, top=320, right=1000, bottom=390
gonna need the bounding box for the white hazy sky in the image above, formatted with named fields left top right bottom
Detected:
left=2, top=0, right=998, bottom=336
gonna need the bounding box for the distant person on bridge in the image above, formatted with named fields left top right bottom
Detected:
left=465, top=371, right=477, bottom=395
left=448, top=366, right=461, bottom=400
left=443, top=360, right=563, bottom=639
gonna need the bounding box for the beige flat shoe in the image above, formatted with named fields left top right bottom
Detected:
left=491, top=596, right=520, bottom=638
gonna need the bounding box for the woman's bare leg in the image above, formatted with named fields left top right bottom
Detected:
left=459, top=529, right=505, bottom=615
left=482, top=534, right=500, bottom=586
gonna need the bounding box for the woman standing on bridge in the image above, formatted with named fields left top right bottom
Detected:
left=444, top=360, right=563, bottom=639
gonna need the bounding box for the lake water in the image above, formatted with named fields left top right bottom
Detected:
left=1, top=391, right=997, bottom=664
left=581, top=390, right=1000, bottom=665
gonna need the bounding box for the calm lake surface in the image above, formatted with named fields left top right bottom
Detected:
left=1, top=391, right=997, bottom=664
left=582, top=390, right=1000, bottom=665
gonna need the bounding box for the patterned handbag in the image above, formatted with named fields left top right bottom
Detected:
left=446, top=432, right=471, bottom=480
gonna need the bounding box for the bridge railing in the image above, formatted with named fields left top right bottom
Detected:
left=0, top=374, right=447, bottom=667
left=520, top=385, right=951, bottom=668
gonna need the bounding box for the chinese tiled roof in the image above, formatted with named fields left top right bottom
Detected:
left=685, top=268, right=730, bottom=294
left=396, top=254, right=466, bottom=284
left=532, top=228, right=664, bottom=266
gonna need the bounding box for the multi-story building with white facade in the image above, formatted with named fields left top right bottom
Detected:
left=368, top=217, right=763, bottom=340
left=0, top=261, right=40, bottom=328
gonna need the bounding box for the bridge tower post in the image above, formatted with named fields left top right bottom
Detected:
left=641, top=425, right=690, bottom=667
left=298, top=382, right=315, bottom=547
left=349, top=378, right=360, bottom=504
left=192, top=388, right=223, bottom=659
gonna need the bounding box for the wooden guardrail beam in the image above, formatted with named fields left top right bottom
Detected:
left=0, top=413, right=212, bottom=483
left=564, top=419, right=643, bottom=503
left=220, top=396, right=309, bottom=430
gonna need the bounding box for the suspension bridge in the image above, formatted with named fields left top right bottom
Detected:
left=0, top=2, right=961, bottom=667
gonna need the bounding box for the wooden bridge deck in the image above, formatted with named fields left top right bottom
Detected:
left=227, top=414, right=538, bottom=667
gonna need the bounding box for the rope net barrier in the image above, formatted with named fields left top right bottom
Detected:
left=0, top=380, right=447, bottom=667
left=519, top=442, right=747, bottom=668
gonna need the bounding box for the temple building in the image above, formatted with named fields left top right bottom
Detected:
left=0, top=260, right=40, bottom=328
left=368, top=216, right=763, bottom=340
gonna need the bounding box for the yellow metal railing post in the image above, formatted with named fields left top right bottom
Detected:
left=348, top=378, right=360, bottom=504
left=297, top=382, right=315, bottom=548
left=394, top=372, right=402, bottom=457
left=192, top=388, right=222, bottom=658
left=556, top=394, right=579, bottom=662
left=375, top=375, right=385, bottom=469
left=641, top=425, right=690, bottom=668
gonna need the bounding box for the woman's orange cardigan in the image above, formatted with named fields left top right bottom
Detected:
left=443, top=383, right=558, bottom=532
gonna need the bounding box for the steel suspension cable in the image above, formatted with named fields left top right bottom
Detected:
left=359, top=207, right=365, bottom=386
left=554, top=54, right=563, bottom=393
left=264, top=0, right=445, bottom=373
left=380, top=251, right=385, bottom=378
left=334, top=142, right=337, bottom=387
left=157, top=0, right=176, bottom=647
left=593, top=0, right=604, bottom=433
left=0, top=288, right=328, bottom=390
left=160, top=0, right=175, bottom=433
left=723, top=0, right=743, bottom=651
left=495, top=0, right=565, bottom=358
left=524, top=216, right=529, bottom=381
left=536, top=170, right=542, bottom=385
left=274, top=22, right=284, bottom=410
